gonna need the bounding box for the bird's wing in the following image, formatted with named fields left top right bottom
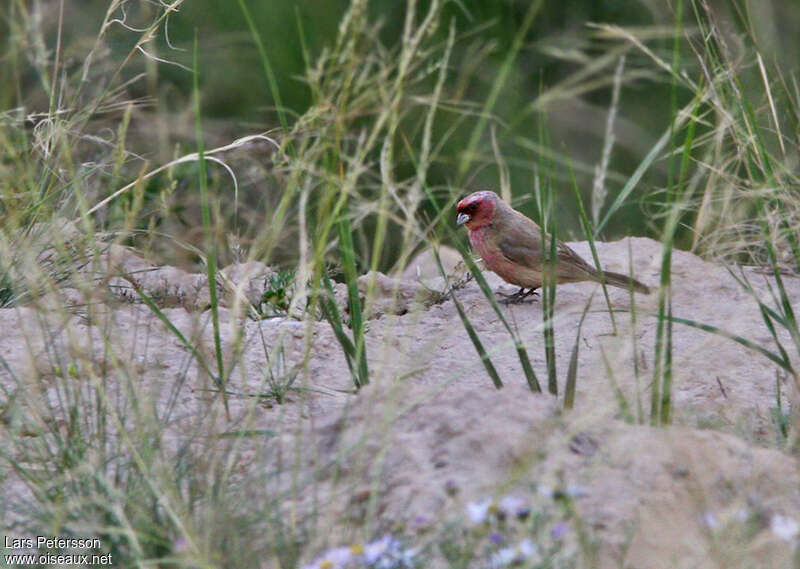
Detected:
left=498, top=222, right=594, bottom=276
left=498, top=239, right=541, bottom=267
left=555, top=240, right=595, bottom=272
left=497, top=218, right=544, bottom=268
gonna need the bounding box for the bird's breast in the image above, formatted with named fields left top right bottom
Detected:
left=468, top=226, right=493, bottom=260
left=468, top=226, right=541, bottom=288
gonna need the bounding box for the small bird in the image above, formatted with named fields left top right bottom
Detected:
left=456, top=190, right=650, bottom=302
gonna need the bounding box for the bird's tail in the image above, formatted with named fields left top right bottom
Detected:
left=596, top=270, right=651, bottom=294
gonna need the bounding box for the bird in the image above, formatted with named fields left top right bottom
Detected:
left=456, top=190, right=651, bottom=303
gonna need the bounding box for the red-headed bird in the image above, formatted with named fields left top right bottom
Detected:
left=456, top=190, right=650, bottom=302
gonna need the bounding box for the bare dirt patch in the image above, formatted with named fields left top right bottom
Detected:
left=2, top=237, right=799, bottom=568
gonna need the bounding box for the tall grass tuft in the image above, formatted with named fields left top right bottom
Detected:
left=337, top=214, right=370, bottom=388
left=4, top=0, right=800, bottom=566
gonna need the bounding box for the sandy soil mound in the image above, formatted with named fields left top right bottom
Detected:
left=2, top=237, right=799, bottom=568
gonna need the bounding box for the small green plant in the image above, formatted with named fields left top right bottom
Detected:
left=0, top=270, right=14, bottom=307
left=318, top=266, right=370, bottom=391
left=261, top=340, right=301, bottom=406
left=257, top=270, right=295, bottom=318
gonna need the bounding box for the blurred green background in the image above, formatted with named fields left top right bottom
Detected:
left=3, top=0, right=798, bottom=266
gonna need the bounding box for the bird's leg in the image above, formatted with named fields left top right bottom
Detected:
left=498, top=288, right=539, bottom=305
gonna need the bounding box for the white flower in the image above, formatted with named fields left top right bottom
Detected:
left=701, top=511, right=719, bottom=529
left=489, top=546, right=517, bottom=568
left=771, top=514, right=800, bottom=542
left=466, top=498, right=492, bottom=524
left=301, top=546, right=355, bottom=569
left=498, top=495, right=529, bottom=519
left=383, top=546, right=418, bottom=569
left=364, top=535, right=417, bottom=568
left=566, top=484, right=588, bottom=498
left=364, top=535, right=397, bottom=564
left=304, top=536, right=415, bottom=569
left=489, top=538, right=539, bottom=568
left=517, top=538, right=537, bottom=558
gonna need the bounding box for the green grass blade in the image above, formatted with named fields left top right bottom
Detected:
left=773, top=372, right=789, bottom=441
left=456, top=0, right=543, bottom=181
left=193, top=33, right=228, bottom=417
left=566, top=158, right=617, bottom=333
left=543, top=218, right=558, bottom=395
left=660, top=296, right=673, bottom=424
left=564, top=292, right=594, bottom=410
left=593, top=125, right=671, bottom=238
left=122, top=275, right=219, bottom=388
left=452, top=244, right=540, bottom=391
left=216, top=429, right=279, bottom=439
left=319, top=271, right=358, bottom=380
left=422, top=185, right=541, bottom=392
left=337, top=215, right=369, bottom=388
left=234, top=0, right=290, bottom=135
left=760, top=217, right=800, bottom=352
left=433, top=248, right=503, bottom=389
left=600, top=344, right=633, bottom=423
left=655, top=0, right=685, bottom=426
left=658, top=314, right=792, bottom=373
left=628, top=241, right=644, bottom=423
left=534, top=103, right=558, bottom=395
left=726, top=267, right=794, bottom=375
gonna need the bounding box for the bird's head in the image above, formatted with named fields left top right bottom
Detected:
left=456, top=190, right=499, bottom=229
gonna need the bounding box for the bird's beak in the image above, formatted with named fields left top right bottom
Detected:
left=456, top=213, right=470, bottom=226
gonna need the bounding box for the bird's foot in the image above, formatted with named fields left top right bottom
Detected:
left=498, top=288, right=539, bottom=305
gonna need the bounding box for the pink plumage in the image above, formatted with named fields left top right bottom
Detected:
left=456, top=190, right=650, bottom=301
